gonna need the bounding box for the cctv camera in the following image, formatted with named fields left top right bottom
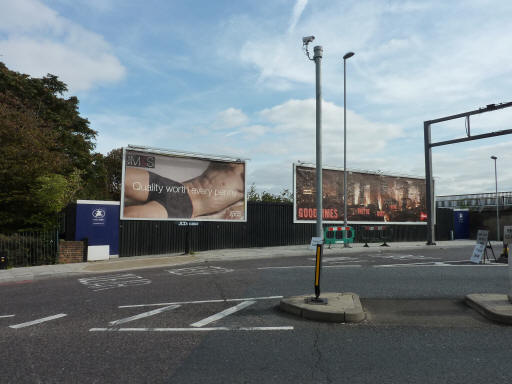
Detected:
left=302, top=36, right=315, bottom=45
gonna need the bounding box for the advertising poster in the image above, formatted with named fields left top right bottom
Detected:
left=294, top=164, right=427, bottom=224
left=122, top=148, right=246, bottom=221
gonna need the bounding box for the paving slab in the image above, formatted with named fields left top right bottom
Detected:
left=280, top=292, right=365, bottom=323
left=465, top=293, right=512, bottom=325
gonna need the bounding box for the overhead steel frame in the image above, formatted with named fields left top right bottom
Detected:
left=424, top=101, right=512, bottom=245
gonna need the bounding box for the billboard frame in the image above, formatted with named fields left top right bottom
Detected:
left=121, top=145, right=248, bottom=223
left=293, top=162, right=427, bottom=225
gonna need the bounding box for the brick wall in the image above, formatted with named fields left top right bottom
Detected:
left=58, top=240, right=85, bottom=263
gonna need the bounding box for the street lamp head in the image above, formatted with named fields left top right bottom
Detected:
left=491, top=155, right=497, bottom=160
left=343, top=52, right=355, bottom=60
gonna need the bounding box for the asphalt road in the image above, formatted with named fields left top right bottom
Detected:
left=1, top=245, right=511, bottom=383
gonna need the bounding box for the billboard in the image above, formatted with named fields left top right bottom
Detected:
left=294, top=164, right=427, bottom=224
left=121, top=148, right=246, bottom=222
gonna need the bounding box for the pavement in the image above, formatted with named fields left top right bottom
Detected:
left=1, top=239, right=511, bottom=325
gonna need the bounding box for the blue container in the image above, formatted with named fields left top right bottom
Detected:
left=453, top=209, right=470, bottom=239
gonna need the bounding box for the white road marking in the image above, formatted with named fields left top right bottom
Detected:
left=374, top=261, right=507, bottom=268
left=9, top=314, right=67, bottom=329
left=309, top=256, right=359, bottom=262
left=109, top=304, right=180, bottom=326
left=257, top=265, right=362, bottom=270
left=167, top=266, right=234, bottom=276
left=191, top=300, right=256, bottom=328
left=119, top=295, right=283, bottom=309
left=0, top=315, right=15, bottom=319
left=258, top=266, right=313, bottom=270
left=90, top=326, right=294, bottom=332
left=79, top=274, right=151, bottom=291
left=369, top=254, right=434, bottom=261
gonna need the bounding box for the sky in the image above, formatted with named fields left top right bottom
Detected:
left=1, top=0, right=512, bottom=197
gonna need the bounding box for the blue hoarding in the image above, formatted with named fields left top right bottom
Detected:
left=75, top=200, right=120, bottom=256
left=453, top=209, right=470, bottom=239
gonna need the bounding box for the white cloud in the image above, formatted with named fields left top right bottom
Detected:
left=288, top=0, right=308, bottom=33
left=0, top=0, right=125, bottom=92
left=260, top=98, right=403, bottom=157
left=214, top=108, right=249, bottom=129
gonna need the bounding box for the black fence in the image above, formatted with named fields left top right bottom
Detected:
left=120, top=202, right=427, bottom=257
left=0, top=231, right=59, bottom=268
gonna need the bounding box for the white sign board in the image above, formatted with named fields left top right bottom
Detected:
left=503, top=226, right=512, bottom=246
left=470, top=230, right=488, bottom=264
left=87, top=245, right=110, bottom=261
left=309, top=237, right=323, bottom=250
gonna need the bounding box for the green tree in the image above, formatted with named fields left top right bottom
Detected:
left=28, top=171, right=82, bottom=229
left=103, top=148, right=123, bottom=200
left=247, top=183, right=293, bottom=203
left=0, top=62, right=98, bottom=232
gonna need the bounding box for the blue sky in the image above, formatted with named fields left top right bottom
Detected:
left=2, top=0, right=512, bottom=196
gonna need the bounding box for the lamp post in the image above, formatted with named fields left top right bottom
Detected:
left=303, top=36, right=325, bottom=301
left=302, top=36, right=323, bottom=238
left=343, top=52, right=354, bottom=247
left=491, top=155, right=500, bottom=241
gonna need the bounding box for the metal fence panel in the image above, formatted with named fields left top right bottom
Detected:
left=0, top=231, right=58, bottom=267
left=119, top=202, right=427, bottom=257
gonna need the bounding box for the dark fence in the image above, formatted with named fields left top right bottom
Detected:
left=0, top=230, right=59, bottom=268
left=469, top=206, right=512, bottom=240
left=120, top=202, right=427, bottom=257
left=435, top=206, right=512, bottom=241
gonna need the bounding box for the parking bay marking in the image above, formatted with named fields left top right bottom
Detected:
left=1, top=315, right=15, bottom=319
left=92, top=296, right=293, bottom=332
left=109, top=304, right=180, bottom=326
left=118, top=295, right=284, bottom=309
left=191, top=300, right=256, bottom=328
left=9, top=314, right=67, bottom=329
left=90, top=327, right=294, bottom=332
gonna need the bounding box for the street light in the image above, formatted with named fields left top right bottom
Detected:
left=491, top=155, right=500, bottom=241
left=343, top=51, right=354, bottom=247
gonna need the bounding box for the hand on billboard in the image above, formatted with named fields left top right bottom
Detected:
left=183, top=163, right=245, bottom=217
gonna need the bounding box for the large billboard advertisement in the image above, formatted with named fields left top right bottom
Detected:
left=294, top=164, right=427, bottom=224
left=121, top=148, right=246, bottom=221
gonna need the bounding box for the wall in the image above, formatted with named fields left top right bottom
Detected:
left=58, top=240, right=85, bottom=263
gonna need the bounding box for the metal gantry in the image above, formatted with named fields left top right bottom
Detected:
left=424, top=101, right=512, bottom=245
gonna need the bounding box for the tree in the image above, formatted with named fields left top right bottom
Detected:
left=103, top=148, right=123, bottom=200
left=246, top=183, right=293, bottom=203
left=0, top=62, right=98, bottom=232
